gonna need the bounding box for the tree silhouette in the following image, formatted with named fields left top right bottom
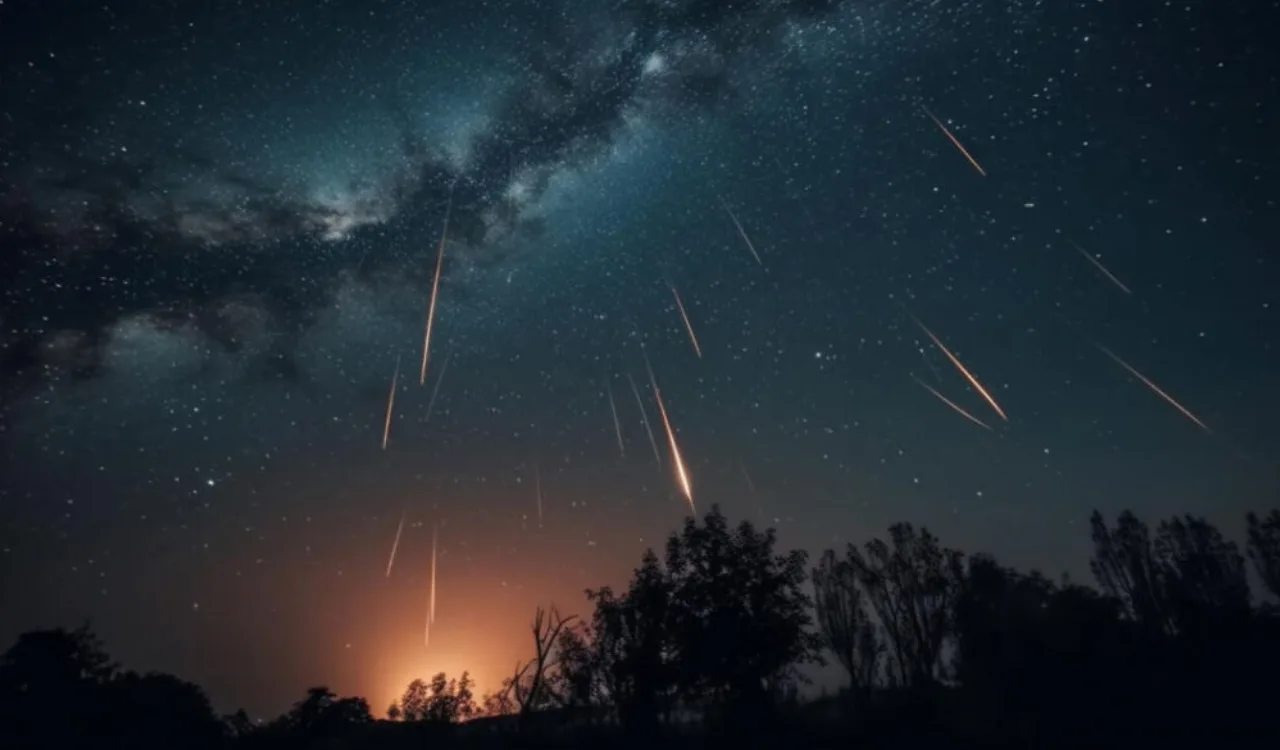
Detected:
left=480, top=687, right=515, bottom=717
left=845, top=523, right=963, bottom=688
left=812, top=546, right=884, bottom=706
left=0, top=624, right=116, bottom=747
left=273, top=685, right=371, bottom=742
left=509, top=605, right=577, bottom=724
left=661, top=506, right=821, bottom=724
left=953, top=554, right=1141, bottom=747
left=549, top=620, right=606, bottom=710
left=105, top=671, right=225, bottom=749
left=1246, top=510, right=1280, bottom=600
left=1154, top=514, right=1251, bottom=630
left=585, top=548, right=676, bottom=731
left=12, top=506, right=1280, bottom=747
left=392, top=673, right=476, bottom=724
left=1089, top=510, right=1171, bottom=634
left=222, top=708, right=256, bottom=738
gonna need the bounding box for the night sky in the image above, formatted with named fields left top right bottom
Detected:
left=2, top=0, right=1278, bottom=720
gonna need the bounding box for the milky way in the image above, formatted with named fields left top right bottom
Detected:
left=0, top=0, right=951, bottom=396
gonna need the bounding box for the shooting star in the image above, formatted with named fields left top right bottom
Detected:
left=913, top=317, right=1009, bottom=422
left=419, top=185, right=455, bottom=385
left=642, top=348, right=695, bottom=514
left=425, top=522, right=438, bottom=648
left=921, top=105, right=988, bottom=177
left=385, top=508, right=407, bottom=578
left=719, top=196, right=764, bottom=266
left=1096, top=345, right=1211, bottom=433
left=429, top=523, right=438, bottom=624
left=738, top=458, right=766, bottom=525
left=627, top=372, right=662, bottom=465
left=382, top=356, right=401, bottom=451
left=425, top=349, right=453, bottom=423
left=1070, top=241, right=1132, bottom=295
left=669, top=284, right=703, bottom=358
left=534, top=462, right=544, bottom=528
left=911, top=375, right=994, bottom=431
left=606, top=381, right=626, bottom=458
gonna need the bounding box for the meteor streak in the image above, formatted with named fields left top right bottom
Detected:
left=1096, top=345, right=1212, bottom=433
left=429, top=523, right=438, bottom=625
left=922, top=105, right=988, bottom=177
left=719, top=196, right=764, bottom=266
left=669, top=284, right=703, bottom=358
left=425, top=522, right=438, bottom=647
left=382, top=356, right=401, bottom=450
left=627, top=372, right=662, bottom=465
left=738, top=458, right=766, bottom=525
left=1070, top=241, right=1132, bottom=294
left=420, top=185, right=455, bottom=385
left=385, top=508, right=406, bottom=578
left=911, top=375, right=994, bottom=431
left=606, top=381, right=625, bottom=457
left=913, top=317, right=1009, bottom=422
left=425, top=349, right=453, bottom=423
left=534, top=462, right=544, bottom=528
left=642, top=348, right=695, bottom=514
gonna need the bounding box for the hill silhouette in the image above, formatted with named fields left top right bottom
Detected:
left=3, top=506, right=1279, bottom=749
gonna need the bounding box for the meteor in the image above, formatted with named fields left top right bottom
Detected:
left=913, top=317, right=1009, bottom=422
left=642, top=348, right=695, bottom=514
left=669, top=284, right=703, bottom=358
left=606, top=381, right=625, bottom=458
left=718, top=196, right=764, bottom=266
left=385, top=508, right=406, bottom=578
left=420, top=185, right=455, bottom=386
left=1096, top=345, right=1211, bottom=433
left=425, top=522, right=438, bottom=648
left=911, top=374, right=994, bottom=431
left=382, top=356, right=401, bottom=451
left=921, top=105, right=988, bottom=177
left=429, top=523, right=438, bottom=625
left=425, top=349, right=453, bottom=423
left=1070, top=241, right=1132, bottom=295
left=738, top=458, right=766, bottom=525
left=627, top=372, right=662, bottom=465
left=534, top=462, right=544, bottom=528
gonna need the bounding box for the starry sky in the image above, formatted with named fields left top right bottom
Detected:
left=1, top=0, right=1278, bottom=720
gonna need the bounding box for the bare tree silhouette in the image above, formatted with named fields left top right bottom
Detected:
left=509, top=605, right=577, bottom=725
left=1246, top=510, right=1280, bottom=600
left=1089, top=510, right=1171, bottom=634
left=812, top=546, right=884, bottom=705
left=846, top=523, right=963, bottom=688
left=1154, top=514, right=1251, bottom=630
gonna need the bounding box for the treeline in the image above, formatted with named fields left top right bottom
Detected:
left=2, top=507, right=1278, bottom=748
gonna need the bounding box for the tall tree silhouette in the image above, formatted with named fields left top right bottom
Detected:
left=661, top=506, right=822, bottom=722
left=1154, top=514, right=1251, bottom=630
left=1246, top=510, right=1280, bottom=600
left=812, top=546, right=884, bottom=705
left=509, top=605, right=577, bottom=724
left=1089, top=510, right=1171, bottom=634
left=550, top=621, right=606, bottom=710
left=585, top=548, right=676, bottom=731
left=846, top=523, right=963, bottom=688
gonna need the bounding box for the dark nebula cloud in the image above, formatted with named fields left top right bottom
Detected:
left=0, top=0, right=861, bottom=400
